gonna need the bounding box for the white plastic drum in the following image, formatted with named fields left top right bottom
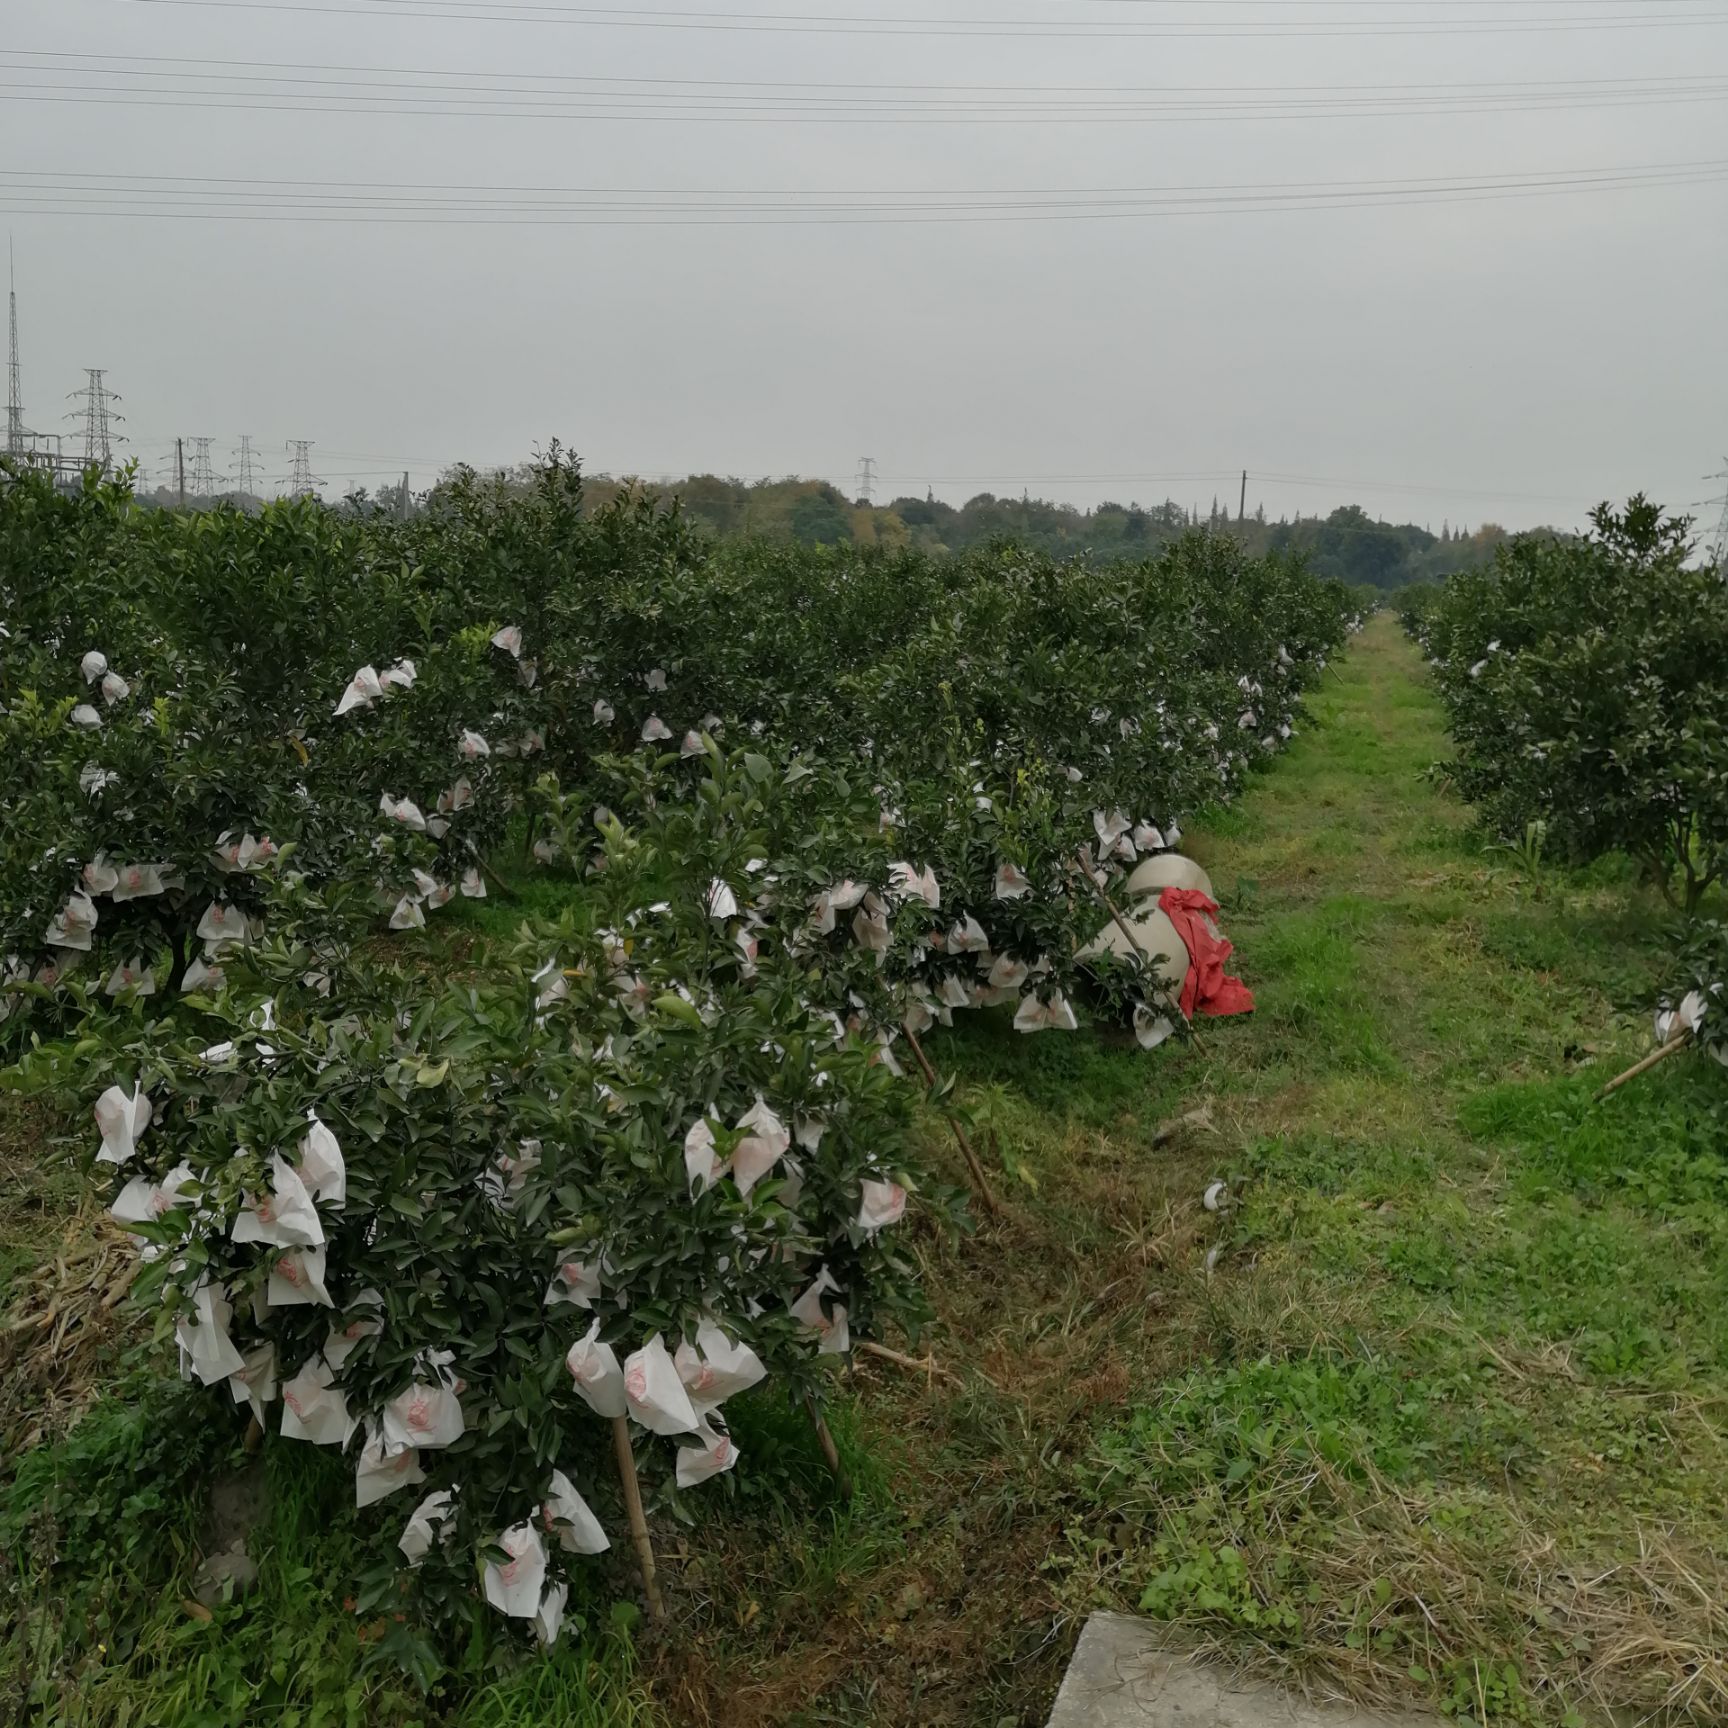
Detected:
left=1124, top=854, right=1216, bottom=906
left=1077, top=904, right=1191, bottom=997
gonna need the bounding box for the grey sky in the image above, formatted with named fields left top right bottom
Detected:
left=4, top=0, right=1725, bottom=532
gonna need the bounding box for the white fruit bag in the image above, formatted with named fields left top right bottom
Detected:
left=623, top=1334, right=700, bottom=1435
left=280, top=1353, right=353, bottom=1445
left=541, top=1469, right=610, bottom=1555
left=356, top=1426, right=426, bottom=1508
left=673, top=1319, right=766, bottom=1411
left=482, top=1522, right=549, bottom=1619
left=94, top=1082, right=151, bottom=1166
left=233, top=1152, right=325, bottom=1248
left=566, top=1319, right=628, bottom=1418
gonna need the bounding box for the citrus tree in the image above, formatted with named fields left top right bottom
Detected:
left=1422, top=497, right=1727, bottom=911
left=15, top=832, right=959, bottom=1662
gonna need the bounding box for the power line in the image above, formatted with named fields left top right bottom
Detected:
left=2, top=159, right=1722, bottom=227
left=2, top=91, right=1720, bottom=126
left=1089, top=1, right=1726, bottom=6
left=607, top=466, right=1625, bottom=505
left=866, top=475, right=1592, bottom=503
left=2, top=73, right=1723, bottom=125
left=4, top=56, right=1726, bottom=124
left=8, top=156, right=1720, bottom=200
left=1251, top=469, right=1604, bottom=503
left=124, top=441, right=1693, bottom=518
left=125, top=2, right=1728, bottom=41
left=11, top=48, right=1726, bottom=100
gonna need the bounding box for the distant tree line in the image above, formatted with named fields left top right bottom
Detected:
left=580, top=474, right=1515, bottom=591
left=122, top=458, right=1523, bottom=592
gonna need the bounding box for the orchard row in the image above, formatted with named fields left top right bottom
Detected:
left=1, top=452, right=1354, bottom=1657
left=1403, top=496, right=1727, bottom=1072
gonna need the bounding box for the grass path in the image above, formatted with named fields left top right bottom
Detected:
left=6, top=617, right=1726, bottom=1728
left=1077, top=615, right=1728, bottom=1724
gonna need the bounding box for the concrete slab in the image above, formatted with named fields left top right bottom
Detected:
left=1047, top=1614, right=1436, bottom=1728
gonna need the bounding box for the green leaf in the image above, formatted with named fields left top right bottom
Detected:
left=652, top=993, right=703, bottom=1027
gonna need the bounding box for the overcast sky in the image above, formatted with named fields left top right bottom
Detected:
left=3, top=0, right=1725, bottom=531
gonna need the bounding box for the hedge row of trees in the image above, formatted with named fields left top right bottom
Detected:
left=1405, top=496, right=1727, bottom=1075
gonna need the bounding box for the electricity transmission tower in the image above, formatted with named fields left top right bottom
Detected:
left=188, top=436, right=220, bottom=497
left=5, top=240, right=24, bottom=456
left=232, top=434, right=261, bottom=497
left=857, top=456, right=876, bottom=505
left=1711, top=461, right=1728, bottom=578
left=66, top=368, right=124, bottom=475
left=283, top=439, right=321, bottom=499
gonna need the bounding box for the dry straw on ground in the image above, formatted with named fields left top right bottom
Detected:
left=0, top=1099, right=140, bottom=1455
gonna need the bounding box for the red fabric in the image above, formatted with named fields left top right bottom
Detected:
left=1159, top=887, right=1255, bottom=1020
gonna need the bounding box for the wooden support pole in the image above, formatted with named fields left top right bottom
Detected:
left=901, top=1022, right=1001, bottom=1216
left=609, top=1414, right=666, bottom=1622
left=859, top=1338, right=964, bottom=1386
left=1595, top=1028, right=1692, bottom=1103
left=804, top=1394, right=852, bottom=1502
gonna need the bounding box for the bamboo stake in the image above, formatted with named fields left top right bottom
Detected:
left=1073, top=848, right=1194, bottom=1045
left=476, top=855, right=519, bottom=901
left=1075, top=847, right=1150, bottom=970
left=804, top=1394, right=852, bottom=1502
left=859, top=1339, right=965, bottom=1386
left=1595, top=1028, right=1692, bottom=1103
left=609, top=1414, right=666, bottom=1622
left=900, top=1022, right=1001, bottom=1217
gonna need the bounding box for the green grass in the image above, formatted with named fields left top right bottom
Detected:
left=0, top=1376, right=658, bottom=1728
left=1035, top=620, right=1728, bottom=1726
left=5, top=617, right=1726, bottom=1725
